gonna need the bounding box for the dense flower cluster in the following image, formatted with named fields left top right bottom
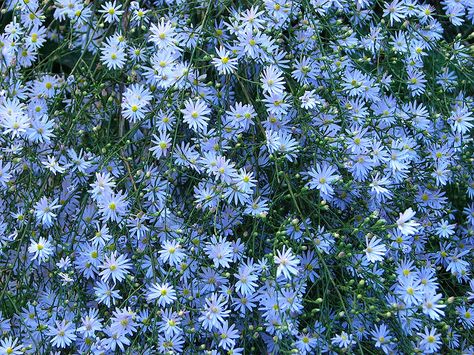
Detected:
left=0, top=0, right=473, bottom=353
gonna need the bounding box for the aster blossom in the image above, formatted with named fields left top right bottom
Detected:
left=0, top=0, right=473, bottom=353
left=274, top=246, right=300, bottom=280
left=396, top=208, right=420, bottom=236
left=99, top=251, right=132, bottom=284
left=181, top=98, right=211, bottom=132
left=28, top=236, right=54, bottom=264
